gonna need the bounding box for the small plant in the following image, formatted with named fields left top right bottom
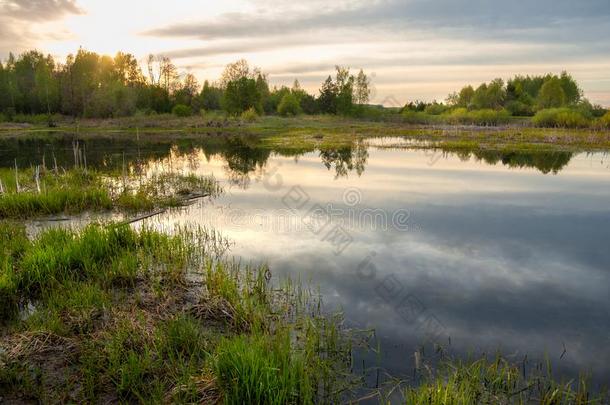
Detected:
left=401, top=110, right=434, bottom=124
left=172, top=104, right=192, bottom=117
left=240, top=107, right=259, bottom=122
left=596, top=111, right=610, bottom=129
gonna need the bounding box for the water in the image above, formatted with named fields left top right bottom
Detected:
left=3, top=133, right=610, bottom=386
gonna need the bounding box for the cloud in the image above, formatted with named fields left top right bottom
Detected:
left=142, top=0, right=610, bottom=42
left=1, top=0, right=83, bottom=21
left=139, top=0, right=610, bottom=106
left=0, top=0, right=83, bottom=54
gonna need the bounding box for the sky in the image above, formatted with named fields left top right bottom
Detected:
left=1, top=0, right=610, bottom=106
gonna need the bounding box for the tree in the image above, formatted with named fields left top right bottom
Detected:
left=159, top=56, right=179, bottom=94
left=200, top=80, right=223, bottom=111
left=222, top=77, right=262, bottom=115
left=355, top=69, right=371, bottom=105
left=277, top=93, right=301, bottom=116
left=220, top=59, right=251, bottom=88
left=318, top=76, right=338, bottom=114
left=559, top=71, right=581, bottom=105
left=335, top=66, right=354, bottom=115
left=458, top=85, right=475, bottom=107
left=173, top=73, right=199, bottom=107
left=114, top=52, right=143, bottom=86
left=537, top=77, right=566, bottom=109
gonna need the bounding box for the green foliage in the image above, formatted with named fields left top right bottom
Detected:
left=449, top=72, right=584, bottom=118
left=199, top=80, right=223, bottom=111
left=240, top=107, right=259, bottom=122
left=277, top=93, right=302, bottom=116
left=532, top=108, right=590, bottom=128
left=597, top=111, right=610, bottom=128
left=222, top=77, right=262, bottom=115
left=423, top=102, right=447, bottom=115
left=318, top=76, right=338, bottom=114
left=447, top=108, right=511, bottom=126
left=505, top=100, right=533, bottom=116
left=401, top=110, right=435, bottom=124
left=171, top=103, right=192, bottom=117
left=537, top=77, right=567, bottom=109
left=471, top=79, right=506, bottom=109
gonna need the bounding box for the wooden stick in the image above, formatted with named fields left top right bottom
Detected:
left=118, top=208, right=167, bottom=226
left=14, top=159, right=20, bottom=193
left=35, top=165, right=41, bottom=193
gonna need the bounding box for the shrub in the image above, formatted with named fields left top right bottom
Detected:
left=4, top=107, right=16, bottom=122
left=277, top=93, right=301, bottom=116
left=401, top=110, right=433, bottom=124
left=240, top=107, right=259, bottom=122
left=353, top=105, right=389, bottom=121
left=446, top=108, right=510, bottom=126
left=596, top=111, right=610, bottom=129
left=171, top=104, right=192, bottom=117
left=532, top=108, right=590, bottom=128
left=505, top=100, right=533, bottom=117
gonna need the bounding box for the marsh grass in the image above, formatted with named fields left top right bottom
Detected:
left=404, top=356, right=607, bottom=405
left=0, top=166, right=219, bottom=218
left=0, top=223, right=356, bottom=403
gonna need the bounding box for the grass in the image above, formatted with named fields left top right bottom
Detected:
left=0, top=166, right=219, bottom=218
left=403, top=356, right=607, bottom=405
left=213, top=333, right=316, bottom=404
left=0, top=222, right=354, bottom=403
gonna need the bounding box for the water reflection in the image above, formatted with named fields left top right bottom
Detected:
left=2, top=132, right=610, bottom=386
left=139, top=147, right=607, bottom=387
left=0, top=132, right=592, bottom=178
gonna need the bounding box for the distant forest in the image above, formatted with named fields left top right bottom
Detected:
left=0, top=48, right=608, bottom=128
left=0, top=49, right=371, bottom=119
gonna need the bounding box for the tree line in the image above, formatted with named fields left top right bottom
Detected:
left=404, top=72, right=606, bottom=118
left=0, top=49, right=371, bottom=120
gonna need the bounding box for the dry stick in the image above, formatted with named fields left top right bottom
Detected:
left=118, top=208, right=167, bottom=226
left=14, top=159, right=20, bottom=193
left=0, top=178, right=4, bottom=194
left=122, top=152, right=126, bottom=191
left=53, top=152, right=58, bottom=174
left=73, top=141, right=78, bottom=169
left=35, top=165, right=41, bottom=194
left=83, top=143, right=87, bottom=173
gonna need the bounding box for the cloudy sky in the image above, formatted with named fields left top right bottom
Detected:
left=2, top=0, right=610, bottom=105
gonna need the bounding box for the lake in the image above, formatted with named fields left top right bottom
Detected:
left=3, top=133, right=610, bottom=387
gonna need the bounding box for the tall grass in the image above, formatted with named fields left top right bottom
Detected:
left=0, top=222, right=355, bottom=403
left=0, top=167, right=219, bottom=218
left=213, top=333, right=316, bottom=404
left=404, top=356, right=607, bottom=405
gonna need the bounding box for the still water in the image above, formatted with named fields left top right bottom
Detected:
left=4, top=134, right=610, bottom=386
